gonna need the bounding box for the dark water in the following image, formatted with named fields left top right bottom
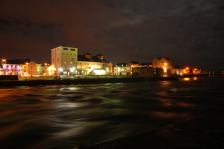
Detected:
left=0, top=77, right=224, bottom=149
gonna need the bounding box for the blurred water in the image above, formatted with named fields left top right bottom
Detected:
left=0, top=77, right=224, bottom=148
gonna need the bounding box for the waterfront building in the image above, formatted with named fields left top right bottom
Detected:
left=1, top=58, right=6, bottom=65
left=77, top=61, right=113, bottom=75
left=172, top=66, right=201, bottom=76
left=114, top=63, right=132, bottom=76
left=51, top=46, right=78, bottom=76
left=152, top=57, right=173, bottom=76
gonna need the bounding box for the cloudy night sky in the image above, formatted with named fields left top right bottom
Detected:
left=0, top=0, right=224, bottom=69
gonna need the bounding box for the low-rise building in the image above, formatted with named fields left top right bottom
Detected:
left=114, top=63, right=132, bottom=76
left=152, top=57, right=173, bottom=76
left=77, top=61, right=113, bottom=75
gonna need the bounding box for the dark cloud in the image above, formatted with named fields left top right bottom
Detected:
left=0, top=0, right=224, bottom=69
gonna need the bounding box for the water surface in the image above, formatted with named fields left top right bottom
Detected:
left=0, top=77, right=224, bottom=148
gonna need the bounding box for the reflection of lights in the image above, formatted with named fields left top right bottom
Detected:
left=161, top=81, right=171, bottom=87
left=177, top=102, right=193, bottom=108
left=193, top=77, right=198, bottom=80
left=183, top=77, right=190, bottom=81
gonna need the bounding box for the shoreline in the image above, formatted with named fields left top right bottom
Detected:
left=0, top=75, right=214, bottom=87
left=0, top=76, right=180, bottom=87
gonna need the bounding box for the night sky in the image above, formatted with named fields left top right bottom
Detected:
left=0, top=0, right=224, bottom=70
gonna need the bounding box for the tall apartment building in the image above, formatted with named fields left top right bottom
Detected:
left=51, top=46, right=78, bottom=75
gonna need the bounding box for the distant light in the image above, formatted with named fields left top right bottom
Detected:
left=8, top=65, right=11, bottom=70
left=193, top=77, right=198, bottom=81
left=70, top=67, right=76, bottom=73
left=93, top=69, right=106, bottom=75
left=185, top=67, right=190, bottom=70
left=183, top=78, right=190, bottom=81
left=59, top=68, right=63, bottom=72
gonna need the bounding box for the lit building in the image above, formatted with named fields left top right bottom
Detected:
left=51, top=46, right=78, bottom=76
left=152, top=57, right=173, bottom=76
left=77, top=61, right=113, bottom=75
left=0, top=58, right=7, bottom=75
left=173, top=66, right=201, bottom=76
left=114, top=63, right=132, bottom=76
left=1, top=58, right=7, bottom=65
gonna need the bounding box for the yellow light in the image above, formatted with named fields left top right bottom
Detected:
left=193, top=77, right=198, bottom=80
left=183, top=77, right=190, bottom=81
left=185, top=67, right=190, bottom=70
left=70, top=67, right=76, bottom=73
left=163, top=67, right=167, bottom=73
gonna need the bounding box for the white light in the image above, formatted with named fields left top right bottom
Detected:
left=70, top=67, right=76, bottom=73
left=59, top=68, right=63, bottom=72
left=93, top=69, right=106, bottom=75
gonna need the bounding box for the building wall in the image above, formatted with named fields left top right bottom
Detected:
left=77, top=61, right=113, bottom=75
left=132, top=67, right=154, bottom=77
left=27, top=61, right=37, bottom=76
left=152, top=57, right=173, bottom=69
left=51, top=46, right=78, bottom=75
left=152, top=57, right=173, bottom=76
left=114, top=66, right=132, bottom=76
left=1, top=64, right=22, bottom=75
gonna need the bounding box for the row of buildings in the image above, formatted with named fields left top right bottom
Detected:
left=0, top=46, right=201, bottom=79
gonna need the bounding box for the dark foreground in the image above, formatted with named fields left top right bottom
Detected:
left=0, top=76, right=224, bottom=149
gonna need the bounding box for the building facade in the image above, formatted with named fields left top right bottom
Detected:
left=51, top=46, right=78, bottom=76
left=152, top=57, right=173, bottom=76
left=113, top=63, right=132, bottom=76
left=77, top=61, right=113, bottom=75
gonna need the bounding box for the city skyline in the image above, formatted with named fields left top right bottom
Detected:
left=0, top=0, right=224, bottom=70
